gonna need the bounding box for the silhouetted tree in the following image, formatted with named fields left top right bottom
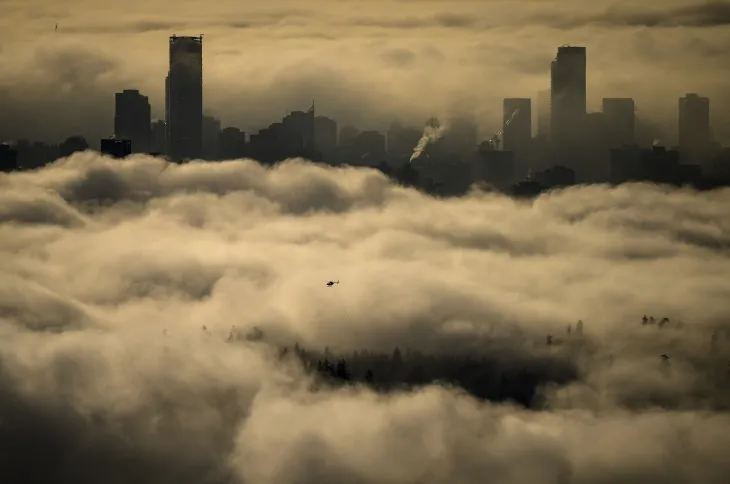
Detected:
left=642, top=315, right=648, bottom=325
left=300, top=343, right=579, bottom=408
left=336, top=359, right=351, bottom=381
left=546, top=335, right=553, bottom=346
left=59, top=135, right=88, bottom=158
left=364, top=369, right=375, bottom=385
left=575, top=320, right=583, bottom=334
left=319, top=357, right=336, bottom=378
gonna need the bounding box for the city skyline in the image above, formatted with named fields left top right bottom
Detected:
left=2, top=0, right=730, bottom=144
left=3, top=39, right=724, bottom=152
left=4, top=35, right=727, bottom=192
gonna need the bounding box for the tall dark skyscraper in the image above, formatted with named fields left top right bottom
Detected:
left=602, top=98, right=635, bottom=148
left=166, top=35, right=203, bottom=162
left=550, top=46, right=586, bottom=150
left=502, top=98, right=532, bottom=154
left=678, top=93, right=710, bottom=153
left=114, top=89, right=151, bottom=153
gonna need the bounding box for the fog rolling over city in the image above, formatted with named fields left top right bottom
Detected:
left=2, top=0, right=730, bottom=142
left=1, top=0, right=730, bottom=482
left=0, top=153, right=729, bottom=483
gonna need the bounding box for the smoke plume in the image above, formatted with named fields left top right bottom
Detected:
left=410, top=118, right=447, bottom=162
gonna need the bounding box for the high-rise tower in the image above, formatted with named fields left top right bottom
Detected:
left=166, top=35, right=203, bottom=162
left=550, top=46, right=586, bottom=150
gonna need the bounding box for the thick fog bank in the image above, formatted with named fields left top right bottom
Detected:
left=0, top=153, right=729, bottom=483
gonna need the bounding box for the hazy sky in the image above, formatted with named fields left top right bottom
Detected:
left=1, top=153, right=730, bottom=482
left=1, top=0, right=730, bottom=143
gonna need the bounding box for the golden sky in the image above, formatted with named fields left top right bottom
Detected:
left=1, top=0, right=729, bottom=143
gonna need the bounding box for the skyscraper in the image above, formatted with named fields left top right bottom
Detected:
left=602, top=98, right=635, bottom=148
left=502, top=98, right=532, bottom=154
left=550, top=46, right=586, bottom=150
left=678, top=93, right=710, bottom=153
left=166, top=35, right=203, bottom=162
left=114, top=89, right=151, bottom=153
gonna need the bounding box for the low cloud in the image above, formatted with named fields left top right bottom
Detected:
left=595, top=1, right=730, bottom=28
left=0, top=154, right=729, bottom=482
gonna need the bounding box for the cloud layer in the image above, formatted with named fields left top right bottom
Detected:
left=1, top=0, right=730, bottom=144
left=1, top=153, right=730, bottom=483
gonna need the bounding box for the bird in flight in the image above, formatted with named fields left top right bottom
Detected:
left=326, top=280, right=339, bottom=287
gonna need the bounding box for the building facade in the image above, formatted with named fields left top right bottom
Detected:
left=602, top=98, right=635, bottom=148
left=678, top=93, right=710, bottom=153
left=114, top=89, right=151, bottom=153
left=550, top=46, right=586, bottom=150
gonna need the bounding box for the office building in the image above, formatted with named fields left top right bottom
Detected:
left=283, top=107, right=315, bottom=151
left=476, top=141, right=516, bottom=191
left=550, top=46, right=586, bottom=149
left=166, top=35, right=203, bottom=161
left=610, top=145, right=679, bottom=185
left=101, top=138, right=132, bottom=158
left=114, top=89, right=151, bottom=153
left=219, top=127, right=247, bottom=160
left=202, top=115, right=221, bottom=160
left=678, top=93, right=710, bottom=153
left=602, top=98, right=635, bottom=148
